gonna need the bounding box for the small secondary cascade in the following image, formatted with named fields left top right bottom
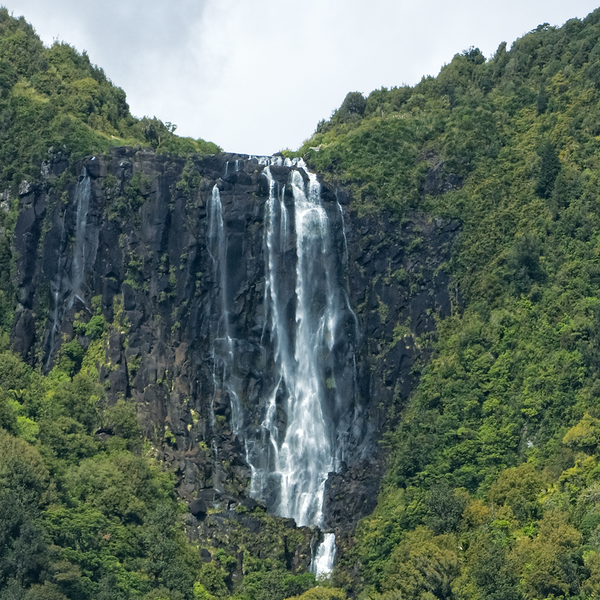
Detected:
left=71, top=168, right=91, bottom=306
left=46, top=168, right=91, bottom=366
left=207, top=183, right=245, bottom=491
left=207, top=158, right=357, bottom=577
left=312, top=534, right=336, bottom=577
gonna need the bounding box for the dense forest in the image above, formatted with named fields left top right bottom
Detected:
left=302, top=9, right=600, bottom=599
left=5, top=5, right=600, bottom=600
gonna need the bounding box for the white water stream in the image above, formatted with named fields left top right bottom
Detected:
left=258, top=160, right=347, bottom=575
left=71, top=169, right=91, bottom=306
left=261, top=165, right=334, bottom=524
left=207, top=184, right=245, bottom=492
left=46, top=168, right=91, bottom=367
left=207, top=158, right=354, bottom=576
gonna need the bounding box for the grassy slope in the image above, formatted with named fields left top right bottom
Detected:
left=0, top=9, right=220, bottom=192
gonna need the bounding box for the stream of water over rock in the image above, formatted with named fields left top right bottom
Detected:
left=46, top=168, right=91, bottom=367
left=207, top=158, right=357, bottom=576
left=71, top=168, right=91, bottom=307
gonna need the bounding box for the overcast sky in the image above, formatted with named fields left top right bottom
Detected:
left=3, top=1, right=600, bottom=155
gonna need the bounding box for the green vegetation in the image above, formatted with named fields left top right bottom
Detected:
left=10, top=3, right=600, bottom=599
left=296, top=8, right=600, bottom=600
left=0, top=341, right=200, bottom=599
left=0, top=313, right=325, bottom=600
left=0, top=10, right=219, bottom=195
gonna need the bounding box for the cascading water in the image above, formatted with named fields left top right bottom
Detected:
left=208, top=158, right=357, bottom=577
left=46, top=168, right=91, bottom=367
left=312, top=533, right=336, bottom=577
left=256, top=160, right=355, bottom=575
left=267, top=166, right=334, bottom=527
left=46, top=223, right=67, bottom=369
left=71, top=168, right=91, bottom=306
left=207, top=183, right=245, bottom=491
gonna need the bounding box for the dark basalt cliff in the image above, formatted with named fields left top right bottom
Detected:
left=12, top=147, right=457, bottom=548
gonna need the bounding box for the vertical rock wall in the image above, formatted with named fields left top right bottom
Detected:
left=11, top=147, right=457, bottom=539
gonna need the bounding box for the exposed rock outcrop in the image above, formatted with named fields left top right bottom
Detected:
left=11, top=147, right=458, bottom=556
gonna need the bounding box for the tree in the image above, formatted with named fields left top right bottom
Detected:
left=331, top=92, right=367, bottom=125
left=536, top=141, right=561, bottom=198
left=382, top=528, right=460, bottom=599
left=0, top=491, right=49, bottom=593
left=487, top=463, right=546, bottom=524
left=0, top=429, right=52, bottom=507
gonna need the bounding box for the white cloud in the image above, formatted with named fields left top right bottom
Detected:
left=3, top=0, right=600, bottom=154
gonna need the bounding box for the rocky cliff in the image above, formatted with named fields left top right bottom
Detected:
left=12, top=146, right=457, bottom=554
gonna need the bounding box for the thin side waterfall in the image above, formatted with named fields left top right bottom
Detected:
left=207, top=184, right=244, bottom=490
left=46, top=168, right=91, bottom=367
left=46, top=223, right=67, bottom=369
left=250, top=167, right=290, bottom=499
left=71, top=169, right=91, bottom=307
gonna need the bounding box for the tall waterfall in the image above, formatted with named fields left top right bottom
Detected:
left=258, top=160, right=354, bottom=575
left=260, top=165, right=334, bottom=526
left=207, top=184, right=244, bottom=491
left=71, top=169, right=91, bottom=306
left=46, top=168, right=91, bottom=367
left=208, top=159, right=356, bottom=577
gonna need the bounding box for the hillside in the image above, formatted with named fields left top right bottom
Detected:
left=299, top=9, right=600, bottom=599
left=3, top=6, right=600, bottom=600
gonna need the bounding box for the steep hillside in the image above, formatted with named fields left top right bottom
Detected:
left=5, top=6, right=600, bottom=600
left=298, top=8, right=600, bottom=600
left=0, top=8, right=219, bottom=335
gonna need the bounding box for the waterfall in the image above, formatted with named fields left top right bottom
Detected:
left=208, top=159, right=356, bottom=576
left=274, top=166, right=334, bottom=528
left=256, top=160, right=355, bottom=575
left=71, top=169, right=91, bottom=306
left=313, top=533, right=336, bottom=577
left=46, top=168, right=91, bottom=367
left=46, top=223, right=67, bottom=369
left=207, top=184, right=244, bottom=491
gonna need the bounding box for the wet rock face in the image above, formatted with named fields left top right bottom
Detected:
left=323, top=459, right=384, bottom=534
left=193, top=506, right=314, bottom=581
left=321, top=204, right=457, bottom=534
left=11, top=147, right=457, bottom=535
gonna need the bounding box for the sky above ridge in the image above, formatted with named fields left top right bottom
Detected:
left=2, top=1, right=600, bottom=155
